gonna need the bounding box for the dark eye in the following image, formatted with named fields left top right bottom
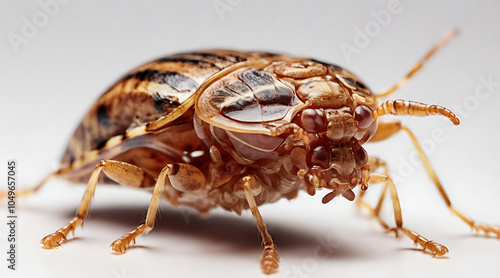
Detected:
left=354, top=105, right=373, bottom=129
left=353, top=141, right=368, bottom=167
left=308, top=144, right=330, bottom=169
left=301, top=109, right=326, bottom=132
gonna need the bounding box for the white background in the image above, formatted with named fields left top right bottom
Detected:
left=1, top=0, right=500, bottom=277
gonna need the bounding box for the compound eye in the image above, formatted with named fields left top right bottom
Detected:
left=308, top=144, right=331, bottom=169
left=353, top=141, right=368, bottom=167
left=301, top=109, right=326, bottom=133
left=354, top=105, right=373, bottom=129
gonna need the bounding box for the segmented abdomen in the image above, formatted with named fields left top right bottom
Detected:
left=61, top=50, right=280, bottom=165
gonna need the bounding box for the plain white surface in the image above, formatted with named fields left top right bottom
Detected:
left=1, top=0, right=500, bottom=277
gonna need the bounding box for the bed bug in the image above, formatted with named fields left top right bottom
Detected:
left=5, top=30, right=499, bottom=275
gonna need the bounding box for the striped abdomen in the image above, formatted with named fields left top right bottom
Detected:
left=61, top=50, right=280, bottom=165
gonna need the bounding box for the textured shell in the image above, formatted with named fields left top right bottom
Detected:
left=61, top=50, right=270, bottom=166
left=195, top=56, right=378, bottom=135
left=59, top=50, right=377, bottom=183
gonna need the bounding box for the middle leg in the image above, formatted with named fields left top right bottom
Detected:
left=40, top=160, right=156, bottom=248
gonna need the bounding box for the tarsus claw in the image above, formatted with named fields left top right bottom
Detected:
left=40, top=232, right=67, bottom=249
left=473, top=223, right=500, bottom=238
left=422, top=241, right=449, bottom=257
left=261, top=245, right=279, bottom=275
left=110, top=237, right=132, bottom=254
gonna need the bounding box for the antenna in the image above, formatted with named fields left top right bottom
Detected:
left=377, top=29, right=459, bottom=98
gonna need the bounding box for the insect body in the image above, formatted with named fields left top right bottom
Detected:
left=9, top=32, right=500, bottom=275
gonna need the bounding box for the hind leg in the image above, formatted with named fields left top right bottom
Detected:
left=1, top=170, right=59, bottom=200
left=40, top=160, right=156, bottom=248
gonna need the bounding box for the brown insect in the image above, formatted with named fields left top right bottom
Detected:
left=6, top=30, right=499, bottom=275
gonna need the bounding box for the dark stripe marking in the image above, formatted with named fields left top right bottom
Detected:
left=126, top=70, right=199, bottom=92
left=189, top=52, right=247, bottom=63
left=239, top=70, right=295, bottom=106
left=151, top=92, right=181, bottom=114
left=310, top=58, right=343, bottom=71
left=95, top=140, right=107, bottom=150
left=97, top=104, right=111, bottom=128
left=155, top=57, right=221, bottom=69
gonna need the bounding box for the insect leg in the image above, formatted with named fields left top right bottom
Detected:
left=369, top=172, right=449, bottom=257
left=1, top=160, right=86, bottom=199
left=40, top=160, right=156, bottom=249
left=368, top=120, right=402, bottom=143
left=376, top=29, right=458, bottom=98
left=110, top=163, right=206, bottom=254
left=357, top=157, right=391, bottom=230
left=267, top=123, right=310, bottom=144
left=241, top=175, right=280, bottom=275
left=0, top=171, right=56, bottom=200
left=370, top=121, right=499, bottom=238
left=401, top=126, right=500, bottom=237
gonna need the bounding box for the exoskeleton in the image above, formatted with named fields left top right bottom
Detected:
left=7, top=31, right=499, bottom=275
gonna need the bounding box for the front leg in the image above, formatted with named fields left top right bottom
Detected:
left=366, top=172, right=449, bottom=257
